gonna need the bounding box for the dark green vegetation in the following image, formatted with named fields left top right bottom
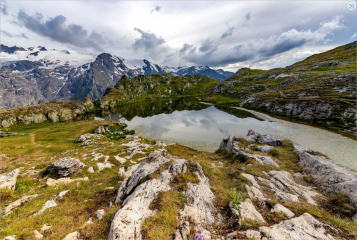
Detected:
left=208, top=41, right=356, bottom=135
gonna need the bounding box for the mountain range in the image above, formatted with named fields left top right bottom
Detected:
left=0, top=44, right=233, bottom=108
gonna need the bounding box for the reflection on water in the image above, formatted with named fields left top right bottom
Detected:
left=98, top=97, right=356, bottom=170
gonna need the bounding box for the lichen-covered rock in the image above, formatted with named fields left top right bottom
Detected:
left=255, top=145, right=275, bottom=153
left=294, top=143, right=357, bottom=222
left=0, top=169, right=20, bottom=191
left=245, top=129, right=261, bottom=142
left=1, top=114, right=17, bottom=128
left=271, top=204, right=295, bottom=218
left=46, top=158, right=85, bottom=177
left=241, top=173, right=261, bottom=189
left=75, top=133, right=101, bottom=146
left=238, top=198, right=266, bottom=223
left=94, top=209, right=105, bottom=220
left=33, top=230, right=43, bottom=240
left=0, top=194, right=39, bottom=217
left=259, top=213, right=335, bottom=240
left=245, top=184, right=266, bottom=204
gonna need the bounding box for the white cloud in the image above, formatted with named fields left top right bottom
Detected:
left=351, top=32, right=357, bottom=39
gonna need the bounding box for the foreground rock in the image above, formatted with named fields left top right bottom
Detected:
left=294, top=143, right=357, bottom=222
left=245, top=129, right=284, bottom=146
left=62, top=231, right=79, bottom=240
left=259, top=213, right=335, bottom=240
left=0, top=194, right=39, bottom=217
left=75, top=133, right=101, bottom=146
left=109, top=150, right=179, bottom=239
left=0, top=169, right=20, bottom=191
left=46, top=158, right=85, bottom=177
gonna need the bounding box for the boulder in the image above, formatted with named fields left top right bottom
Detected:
left=239, top=198, right=266, bottom=223
left=1, top=114, right=17, bottom=128
left=46, top=158, right=85, bottom=177
left=0, top=194, right=39, bottom=217
left=87, top=167, right=94, bottom=173
left=271, top=204, right=295, bottom=218
left=155, top=141, right=167, bottom=148
left=114, top=156, right=127, bottom=164
left=219, top=135, right=236, bottom=152
left=0, top=169, right=20, bottom=191
left=245, top=129, right=261, bottom=142
left=46, top=177, right=88, bottom=187
left=259, top=213, right=335, bottom=240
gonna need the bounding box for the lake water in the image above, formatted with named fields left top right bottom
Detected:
left=98, top=97, right=356, bottom=170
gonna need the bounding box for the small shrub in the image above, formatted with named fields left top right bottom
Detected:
left=270, top=149, right=279, bottom=157
left=266, top=212, right=286, bottom=224
left=325, top=193, right=356, bottom=218
left=178, top=192, right=187, bottom=203
left=0, top=188, right=13, bottom=202
left=240, top=219, right=262, bottom=230
left=303, top=175, right=314, bottom=184
left=35, top=163, right=47, bottom=170
left=226, top=189, right=244, bottom=210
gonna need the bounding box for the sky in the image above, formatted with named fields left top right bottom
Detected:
left=0, top=1, right=356, bottom=72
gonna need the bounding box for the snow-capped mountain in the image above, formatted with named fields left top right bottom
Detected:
left=0, top=44, right=233, bottom=108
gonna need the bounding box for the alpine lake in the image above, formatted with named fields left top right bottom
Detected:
left=96, top=97, right=357, bottom=170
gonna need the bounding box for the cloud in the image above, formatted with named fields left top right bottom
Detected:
left=221, top=26, right=235, bottom=39
left=132, top=28, right=168, bottom=60
left=245, top=12, right=251, bottom=21
left=179, top=43, right=194, bottom=54
left=0, top=1, right=8, bottom=15
left=16, top=10, right=107, bottom=51
left=180, top=16, right=345, bottom=67
left=151, top=5, right=161, bottom=13
left=199, top=38, right=215, bottom=52
left=133, top=28, right=165, bottom=51
left=351, top=32, right=357, bottom=39
left=1, top=30, right=28, bottom=39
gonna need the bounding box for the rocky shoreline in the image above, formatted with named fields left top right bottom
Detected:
left=1, top=125, right=356, bottom=239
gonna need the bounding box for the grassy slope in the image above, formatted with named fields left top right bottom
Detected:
left=1, top=121, right=356, bottom=239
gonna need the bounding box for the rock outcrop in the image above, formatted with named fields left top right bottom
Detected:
left=294, top=142, right=357, bottom=222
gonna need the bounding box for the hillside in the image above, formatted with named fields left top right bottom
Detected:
left=97, top=73, right=219, bottom=109
left=208, top=41, right=357, bottom=134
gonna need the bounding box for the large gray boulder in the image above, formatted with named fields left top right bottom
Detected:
left=0, top=169, right=20, bottom=191
left=46, top=158, right=85, bottom=177
left=258, top=134, right=284, bottom=146
left=294, top=143, right=357, bottom=222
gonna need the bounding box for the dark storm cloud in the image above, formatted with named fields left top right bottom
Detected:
left=1, top=30, right=28, bottom=39
left=221, top=26, right=235, bottom=39
left=259, top=38, right=308, bottom=57
left=199, top=38, right=215, bottom=52
left=16, top=10, right=106, bottom=51
left=132, top=28, right=165, bottom=51
left=179, top=43, right=194, bottom=54
left=151, top=6, right=161, bottom=13
left=1, top=1, right=8, bottom=15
